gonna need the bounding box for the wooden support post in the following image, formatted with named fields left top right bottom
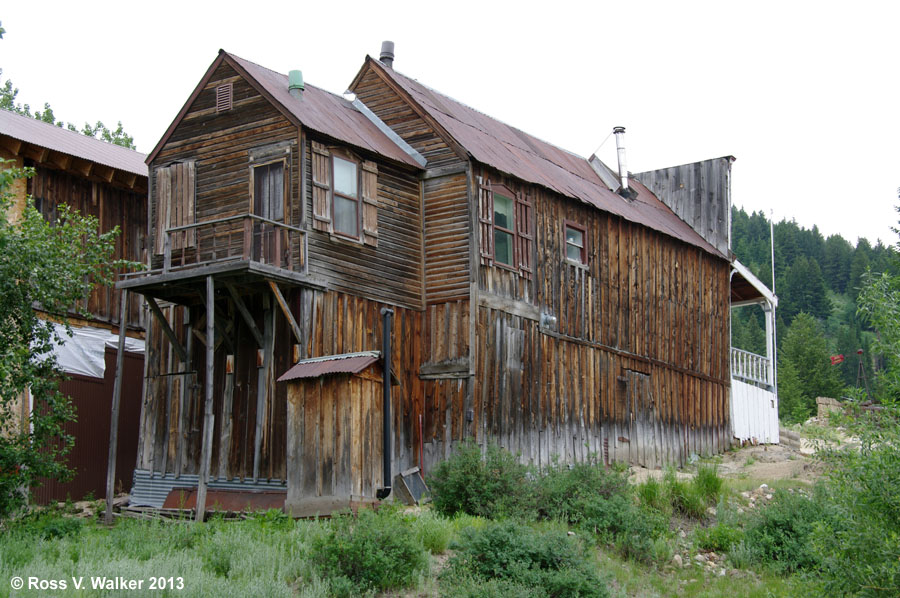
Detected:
left=105, top=289, right=129, bottom=525
left=218, top=354, right=235, bottom=480
left=196, top=276, right=216, bottom=522
left=146, top=297, right=188, bottom=362
left=175, top=307, right=193, bottom=478
left=252, top=303, right=275, bottom=482
left=268, top=280, right=303, bottom=345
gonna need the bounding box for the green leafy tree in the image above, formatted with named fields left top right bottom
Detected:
left=0, top=160, right=122, bottom=517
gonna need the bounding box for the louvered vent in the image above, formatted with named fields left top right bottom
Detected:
left=216, top=83, right=233, bottom=112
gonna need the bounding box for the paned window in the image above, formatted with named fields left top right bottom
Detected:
left=564, top=222, right=587, bottom=264
left=478, top=180, right=534, bottom=278
left=253, top=161, right=284, bottom=222
left=493, top=191, right=515, bottom=266
left=332, top=156, right=359, bottom=238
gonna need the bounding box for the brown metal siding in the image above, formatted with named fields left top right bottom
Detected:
left=33, top=348, right=144, bottom=504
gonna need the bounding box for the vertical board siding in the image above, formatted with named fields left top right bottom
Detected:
left=28, top=166, right=146, bottom=328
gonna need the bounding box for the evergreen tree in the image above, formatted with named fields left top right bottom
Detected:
left=778, top=313, right=845, bottom=422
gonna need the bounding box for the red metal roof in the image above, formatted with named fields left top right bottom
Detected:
left=0, top=109, right=147, bottom=177
left=366, top=60, right=724, bottom=258
left=225, top=53, right=421, bottom=168
left=277, top=351, right=382, bottom=382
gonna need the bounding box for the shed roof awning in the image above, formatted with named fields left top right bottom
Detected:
left=278, top=351, right=399, bottom=384
left=731, top=259, right=777, bottom=307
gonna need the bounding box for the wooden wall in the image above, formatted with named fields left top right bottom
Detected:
left=633, top=157, right=733, bottom=256
left=150, top=62, right=300, bottom=270
left=286, top=368, right=384, bottom=503
left=303, top=135, right=424, bottom=309
left=27, top=166, right=145, bottom=328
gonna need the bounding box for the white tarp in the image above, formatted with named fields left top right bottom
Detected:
left=46, top=322, right=145, bottom=379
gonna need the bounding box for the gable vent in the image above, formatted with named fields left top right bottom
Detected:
left=216, top=83, right=233, bottom=112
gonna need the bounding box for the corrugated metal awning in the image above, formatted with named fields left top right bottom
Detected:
left=277, top=351, right=381, bottom=382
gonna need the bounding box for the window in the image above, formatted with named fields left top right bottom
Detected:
left=564, top=221, right=587, bottom=265
left=493, top=191, right=515, bottom=266
left=253, top=161, right=284, bottom=221
left=478, top=180, right=534, bottom=278
left=310, top=141, right=379, bottom=246
left=332, top=155, right=359, bottom=238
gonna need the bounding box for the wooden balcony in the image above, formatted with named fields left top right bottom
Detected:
left=118, top=215, right=317, bottom=303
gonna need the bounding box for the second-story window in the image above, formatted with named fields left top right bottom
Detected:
left=332, top=155, right=359, bottom=238
left=564, top=221, right=587, bottom=265
left=493, top=190, right=515, bottom=266
left=253, top=161, right=284, bottom=222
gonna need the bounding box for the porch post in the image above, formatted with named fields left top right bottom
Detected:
left=763, top=302, right=776, bottom=389
left=104, top=289, right=129, bottom=524
left=196, top=276, right=216, bottom=522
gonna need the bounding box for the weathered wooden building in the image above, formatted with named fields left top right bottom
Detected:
left=0, top=109, right=147, bottom=503
left=125, top=45, right=750, bottom=515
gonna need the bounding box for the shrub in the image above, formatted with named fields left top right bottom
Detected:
left=636, top=475, right=671, bottom=516
left=694, top=522, right=744, bottom=553
left=444, top=520, right=609, bottom=598
left=743, top=489, right=827, bottom=573
left=428, top=442, right=534, bottom=519
left=665, top=470, right=708, bottom=519
left=693, top=463, right=724, bottom=504
left=307, top=507, right=428, bottom=596
left=12, top=512, right=83, bottom=539
left=536, top=461, right=629, bottom=524
left=406, top=509, right=453, bottom=554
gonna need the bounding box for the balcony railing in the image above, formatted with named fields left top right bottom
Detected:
left=730, top=347, right=772, bottom=387
left=161, top=214, right=307, bottom=274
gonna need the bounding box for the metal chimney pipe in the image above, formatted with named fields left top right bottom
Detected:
left=613, top=126, right=629, bottom=194
left=380, top=41, right=395, bottom=68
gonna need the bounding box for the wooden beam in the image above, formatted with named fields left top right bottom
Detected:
left=225, top=282, right=263, bottom=347
left=218, top=354, right=235, bottom=480
left=104, top=290, right=129, bottom=524
left=48, top=150, right=71, bottom=171
left=23, top=143, right=49, bottom=164
left=146, top=297, right=188, bottom=363
left=196, top=276, right=216, bottom=522
left=94, top=163, right=115, bottom=183
left=268, top=280, right=303, bottom=345
left=72, top=157, right=93, bottom=177
left=0, top=136, right=23, bottom=156
left=116, top=170, right=138, bottom=190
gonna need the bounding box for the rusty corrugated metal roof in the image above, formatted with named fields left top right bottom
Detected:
left=0, top=109, right=147, bottom=177
left=277, top=351, right=382, bottom=382
left=370, top=60, right=724, bottom=258
left=226, top=53, right=421, bottom=168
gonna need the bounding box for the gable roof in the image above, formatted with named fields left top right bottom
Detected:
left=148, top=51, right=421, bottom=168
left=355, top=58, right=724, bottom=259
left=0, top=108, right=147, bottom=177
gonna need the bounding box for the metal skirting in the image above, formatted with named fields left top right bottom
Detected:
left=130, top=469, right=286, bottom=508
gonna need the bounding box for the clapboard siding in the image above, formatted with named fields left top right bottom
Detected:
left=303, top=136, right=423, bottom=309
left=150, top=62, right=300, bottom=270
left=352, top=68, right=460, bottom=168
left=424, top=172, right=470, bottom=303
left=27, top=166, right=145, bottom=328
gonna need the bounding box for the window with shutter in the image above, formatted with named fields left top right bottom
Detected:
left=332, top=155, right=359, bottom=239
left=154, top=161, right=195, bottom=255
left=478, top=180, right=494, bottom=264
left=361, top=160, right=378, bottom=247
left=311, top=141, right=332, bottom=232
left=516, top=191, right=534, bottom=278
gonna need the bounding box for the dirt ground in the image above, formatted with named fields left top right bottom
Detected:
left=629, top=441, right=821, bottom=485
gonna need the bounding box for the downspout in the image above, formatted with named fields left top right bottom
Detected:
left=376, top=308, right=394, bottom=500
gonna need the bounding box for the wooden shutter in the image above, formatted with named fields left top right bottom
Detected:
left=311, top=141, right=332, bottom=232
left=154, top=166, right=171, bottom=255
left=361, top=160, right=378, bottom=247
left=516, top=190, right=534, bottom=279
left=478, top=180, right=494, bottom=265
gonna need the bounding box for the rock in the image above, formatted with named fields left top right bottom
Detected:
left=672, top=554, right=683, bottom=568
left=740, top=491, right=751, bottom=499
left=759, top=483, right=769, bottom=491
left=708, top=552, right=717, bottom=561
left=706, top=506, right=717, bottom=517
left=717, top=568, right=726, bottom=577
left=679, top=530, right=687, bottom=538
left=736, top=507, right=744, bottom=514
left=567, top=531, right=575, bottom=536
left=765, top=494, right=773, bottom=500
left=694, top=553, right=707, bottom=563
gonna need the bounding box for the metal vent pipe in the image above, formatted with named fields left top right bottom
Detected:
left=376, top=308, right=394, bottom=500
left=380, top=41, right=395, bottom=68
left=613, top=126, right=629, bottom=194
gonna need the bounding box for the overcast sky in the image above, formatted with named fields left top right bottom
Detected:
left=2, top=1, right=897, bottom=247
